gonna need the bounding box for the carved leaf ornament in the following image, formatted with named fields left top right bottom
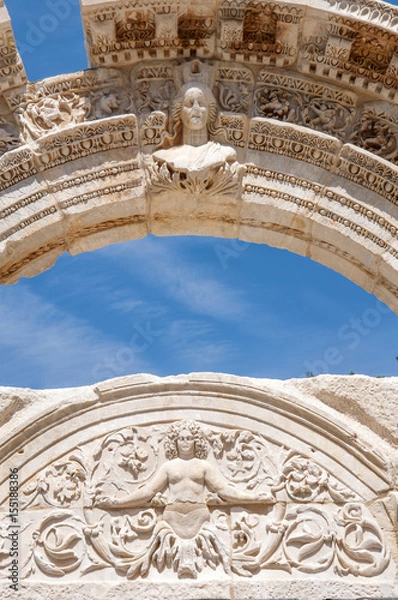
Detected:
left=13, top=420, right=391, bottom=581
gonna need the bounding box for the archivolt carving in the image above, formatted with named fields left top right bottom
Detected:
left=351, top=104, right=398, bottom=165
left=254, top=71, right=357, bottom=140
left=0, top=5, right=396, bottom=310
left=248, top=118, right=341, bottom=171
left=11, top=419, right=392, bottom=582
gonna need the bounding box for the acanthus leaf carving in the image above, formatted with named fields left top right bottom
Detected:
left=22, top=454, right=88, bottom=509
left=23, top=511, right=87, bottom=578
left=18, top=419, right=392, bottom=582
left=335, top=503, right=391, bottom=577
left=146, top=154, right=245, bottom=200
left=213, top=65, right=254, bottom=115
left=144, top=66, right=245, bottom=199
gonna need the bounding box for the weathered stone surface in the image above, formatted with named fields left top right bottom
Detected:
left=0, top=373, right=397, bottom=599
left=0, top=0, right=396, bottom=312
left=0, top=3, right=395, bottom=600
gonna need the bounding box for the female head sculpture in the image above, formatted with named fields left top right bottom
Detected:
left=161, top=82, right=218, bottom=148
left=152, top=77, right=238, bottom=176
left=164, top=420, right=208, bottom=460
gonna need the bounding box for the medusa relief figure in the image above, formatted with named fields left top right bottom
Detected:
left=94, top=420, right=272, bottom=577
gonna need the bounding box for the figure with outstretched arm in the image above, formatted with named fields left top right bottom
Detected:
left=95, top=421, right=272, bottom=538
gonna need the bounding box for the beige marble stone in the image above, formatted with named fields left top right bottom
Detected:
left=0, top=2, right=396, bottom=599
left=0, top=0, right=395, bottom=311
left=0, top=373, right=397, bottom=598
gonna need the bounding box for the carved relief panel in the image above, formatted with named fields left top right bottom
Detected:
left=350, top=102, right=398, bottom=166
left=253, top=70, right=357, bottom=140
left=83, top=0, right=217, bottom=67
left=0, top=419, right=392, bottom=583
left=219, top=0, right=303, bottom=66
left=5, top=69, right=132, bottom=143
left=300, top=12, right=398, bottom=92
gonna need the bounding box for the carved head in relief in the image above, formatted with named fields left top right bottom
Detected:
left=180, top=87, right=210, bottom=132
left=164, top=420, right=208, bottom=460
left=165, top=82, right=218, bottom=147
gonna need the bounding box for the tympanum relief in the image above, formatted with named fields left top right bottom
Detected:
left=2, top=420, right=391, bottom=582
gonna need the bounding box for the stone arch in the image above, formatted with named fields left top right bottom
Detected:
left=0, top=0, right=397, bottom=310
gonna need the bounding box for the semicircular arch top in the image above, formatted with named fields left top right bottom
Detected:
left=0, top=0, right=397, bottom=310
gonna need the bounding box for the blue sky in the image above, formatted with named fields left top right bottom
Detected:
left=1, top=0, right=398, bottom=388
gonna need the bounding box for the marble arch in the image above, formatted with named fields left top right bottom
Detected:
left=0, top=3, right=397, bottom=599
left=0, top=0, right=396, bottom=309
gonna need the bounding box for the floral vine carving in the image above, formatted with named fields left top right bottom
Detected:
left=17, top=421, right=391, bottom=582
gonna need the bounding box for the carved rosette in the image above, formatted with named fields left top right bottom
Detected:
left=5, top=420, right=391, bottom=583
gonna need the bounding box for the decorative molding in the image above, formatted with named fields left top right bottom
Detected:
left=0, top=8, right=395, bottom=307
left=0, top=417, right=392, bottom=582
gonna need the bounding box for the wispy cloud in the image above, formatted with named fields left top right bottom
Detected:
left=165, top=319, right=237, bottom=370
left=0, top=285, right=151, bottom=388
left=102, top=237, right=253, bottom=321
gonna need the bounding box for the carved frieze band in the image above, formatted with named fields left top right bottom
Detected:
left=0, top=420, right=391, bottom=582
left=0, top=56, right=396, bottom=290
left=244, top=166, right=398, bottom=260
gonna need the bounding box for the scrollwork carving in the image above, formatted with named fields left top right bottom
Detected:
left=335, top=503, right=391, bottom=577
left=91, top=426, right=159, bottom=501
left=281, top=456, right=357, bottom=503
left=19, top=419, right=392, bottom=581
left=132, top=64, right=176, bottom=116
left=23, top=456, right=87, bottom=509
left=23, top=511, right=87, bottom=578
left=213, top=66, right=254, bottom=115
left=283, top=506, right=336, bottom=573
